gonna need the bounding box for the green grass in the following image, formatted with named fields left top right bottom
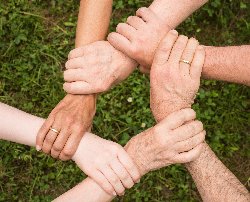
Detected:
left=0, top=0, right=249, bottom=201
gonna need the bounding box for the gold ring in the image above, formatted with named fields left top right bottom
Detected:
left=50, top=127, right=59, bottom=134
left=180, top=59, right=191, bottom=65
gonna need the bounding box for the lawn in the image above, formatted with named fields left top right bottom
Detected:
left=0, top=0, right=249, bottom=201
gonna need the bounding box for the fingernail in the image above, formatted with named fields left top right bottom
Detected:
left=136, top=179, right=140, bottom=183
left=112, top=191, right=116, bottom=196
left=170, top=30, right=178, bottom=35
left=36, top=145, right=41, bottom=151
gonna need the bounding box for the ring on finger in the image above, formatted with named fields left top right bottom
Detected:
left=180, top=59, right=191, bottom=65
left=50, top=127, right=60, bottom=134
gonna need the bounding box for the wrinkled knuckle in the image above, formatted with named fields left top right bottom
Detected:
left=45, top=136, right=55, bottom=144
left=52, top=144, right=63, bottom=152
left=111, top=177, right=120, bottom=184
left=62, top=148, right=74, bottom=157
left=120, top=173, right=129, bottom=181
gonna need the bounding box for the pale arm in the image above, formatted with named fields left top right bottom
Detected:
left=0, top=102, right=114, bottom=201
left=149, top=0, right=208, bottom=28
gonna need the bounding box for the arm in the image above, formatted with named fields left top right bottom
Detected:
left=186, top=143, right=250, bottom=201
left=0, top=102, right=204, bottom=201
left=36, top=0, right=113, bottom=160
left=203, top=45, right=250, bottom=86
left=108, top=2, right=250, bottom=86
left=75, top=0, right=113, bottom=47
left=63, top=0, right=208, bottom=94
left=0, top=102, right=114, bottom=201
left=149, top=0, right=207, bottom=28
left=150, top=32, right=250, bottom=201
left=55, top=108, right=205, bottom=201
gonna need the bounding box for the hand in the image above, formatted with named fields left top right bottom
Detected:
left=73, top=132, right=141, bottom=196
left=63, top=41, right=138, bottom=94
left=36, top=94, right=96, bottom=160
left=150, top=31, right=205, bottom=122
left=108, top=7, right=171, bottom=73
left=125, top=108, right=205, bottom=176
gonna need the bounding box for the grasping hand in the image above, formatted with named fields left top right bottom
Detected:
left=150, top=31, right=205, bottom=122
left=73, top=132, right=141, bottom=196
left=108, top=7, right=171, bottom=73
left=36, top=94, right=96, bottom=160
left=125, top=108, right=205, bottom=176
left=63, top=41, right=137, bottom=95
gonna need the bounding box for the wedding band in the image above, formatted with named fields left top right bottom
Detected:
left=50, top=127, right=59, bottom=134
left=180, top=59, right=191, bottom=65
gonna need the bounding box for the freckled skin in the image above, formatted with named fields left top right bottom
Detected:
left=203, top=45, right=250, bottom=86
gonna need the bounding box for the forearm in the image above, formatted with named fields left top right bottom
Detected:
left=75, top=0, right=113, bottom=47
left=186, top=143, right=250, bottom=201
left=0, top=102, right=113, bottom=201
left=149, top=0, right=208, bottom=28
left=203, top=45, right=250, bottom=86
left=53, top=178, right=113, bottom=202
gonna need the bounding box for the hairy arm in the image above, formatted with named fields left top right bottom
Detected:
left=203, top=45, right=250, bottom=86
left=186, top=144, right=250, bottom=201
left=149, top=33, right=250, bottom=201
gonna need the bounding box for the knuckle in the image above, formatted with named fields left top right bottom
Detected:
left=52, top=144, right=63, bottom=152
left=62, top=148, right=74, bottom=157
left=111, top=177, right=120, bottom=184
left=120, top=173, right=129, bottom=181
left=45, top=136, right=55, bottom=144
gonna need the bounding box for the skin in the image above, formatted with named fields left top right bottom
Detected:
left=0, top=102, right=140, bottom=196
left=150, top=32, right=250, bottom=201
left=36, top=0, right=113, bottom=160
left=63, top=0, right=208, bottom=94
left=0, top=104, right=204, bottom=201
left=54, top=33, right=208, bottom=201
left=55, top=108, right=205, bottom=201
left=108, top=7, right=250, bottom=85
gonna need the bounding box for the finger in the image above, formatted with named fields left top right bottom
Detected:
left=172, top=120, right=203, bottom=142
left=190, top=45, right=205, bottom=80
left=99, top=165, right=125, bottom=196
left=107, top=32, right=132, bottom=56
left=117, top=149, right=141, bottom=183
left=110, top=159, right=134, bottom=189
left=173, top=143, right=204, bottom=163
left=68, top=45, right=93, bottom=60
left=161, top=108, right=196, bottom=130
left=126, top=16, right=146, bottom=29
left=65, top=57, right=86, bottom=70
left=176, top=130, right=206, bottom=152
left=36, top=116, right=54, bottom=151
left=136, top=7, right=157, bottom=23
left=41, top=120, right=61, bottom=154
left=153, top=30, right=179, bottom=66
left=59, top=133, right=82, bottom=161
left=64, top=69, right=87, bottom=82
left=63, top=81, right=93, bottom=95
left=51, top=127, right=71, bottom=159
left=180, top=38, right=199, bottom=76
left=89, top=169, right=116, bottom=196
left=116, top=23, right=136, bottom=41
left=168, top=35, right=188, bottom=65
